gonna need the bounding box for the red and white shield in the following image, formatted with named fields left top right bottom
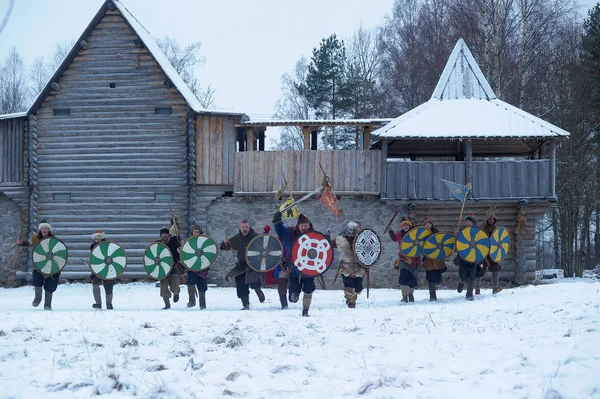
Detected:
left=291, top=231, right=334, bottom=277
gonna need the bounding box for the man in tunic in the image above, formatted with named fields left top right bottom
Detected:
left=453, top=214, right=480, bottom=301
left=420, top=217, right=447, bottom=301
left=185, top=224, right=210, bottom=309
left=90, top=230, right=115, bottom=309
left=220, top=220, right=265, bottom=310
left=389, top=217, right=421, bottom=303
left=334, top=221, right=366, bottom=308
left=273, top=212, right=316, bottom=317
left=17, top=220, right=60, bottom=310
left=478, top=207, right=503, bottom=294
left=157, top=226, right=183, bottom=310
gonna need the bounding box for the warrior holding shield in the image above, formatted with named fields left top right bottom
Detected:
left=17, top=220, right=64, bottom=310
left=89, top=230, right=118, bottom=310
left=334, top=221, right=367, bottom=308
left=157, top=227, right=183, bottom=310
left=453, top=213, right=486, bottom=301
left=420, top=217, right=447, bottom=301
left=182, top=224, right=216, bottom=309
left=272, top=212, right=318, bottom=317
left=478, top=208, right=504, bottom=295
left=388, top=217, right=421, bottom=303
left=220, top=220, right=265, bottom=310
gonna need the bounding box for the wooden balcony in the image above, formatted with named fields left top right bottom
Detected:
left=234, top=150, right=382, bottom=194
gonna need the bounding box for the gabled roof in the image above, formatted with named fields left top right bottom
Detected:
left=27, top=0, right=241, bottom=116
left=374, top=39, right=570, bottom=140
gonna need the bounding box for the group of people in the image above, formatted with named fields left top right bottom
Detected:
left=17, top=207, right=503, bottom=313
left=388, top=208, right=503, bottom=302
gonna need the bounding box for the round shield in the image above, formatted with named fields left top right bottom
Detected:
left=181, top=234, right=218, bottom=271
left=89, top=241, right=127, bottom=280
left=489, top=226, right=510, bottom=263
left=32, top=237, right=68, bottom=275
left=456, top=226, right=490, bottom=263
left=143, top=242, right=173, bottom=280
left=245, top=234, right=283, bottom=273
left=353, top=228, right=381, bottom=267
left=423, top=233, right=456, bottom=260
left=291, top=231, right=334, bottom=277
left=400, top=227, right=431, bottom=258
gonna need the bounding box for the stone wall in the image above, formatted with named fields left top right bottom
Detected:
left=205, top=196, right=412, bottom=289
left=0, top=195, right=26, bottom=286
left=203, top=196, right=541, bottom=289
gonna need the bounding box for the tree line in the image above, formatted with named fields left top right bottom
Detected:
left=274, top=0, right=600, bottom=276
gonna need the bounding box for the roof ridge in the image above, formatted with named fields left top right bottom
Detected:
left=431, top=38, right=496, bottom=101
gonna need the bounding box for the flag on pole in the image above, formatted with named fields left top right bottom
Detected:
left=279, top=195, right=300, bottom=219
left=319, top=184, right=343, bottom=217
left=441, top=179, right=469, bottom=202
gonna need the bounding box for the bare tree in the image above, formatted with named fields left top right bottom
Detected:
left=0, top=47, right=28, bottom=114
left=157, top=36, right=216, bottom=109
left=48, top=39, right=74, bottom=73
left=28, top=56, right=49, bottom=101
left=272, top=57, right=315, bottom=150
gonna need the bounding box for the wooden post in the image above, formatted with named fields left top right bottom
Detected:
left=464, top=139, right=472, bottom=190
left=302, top=126, right=311, bottom=150
left=247, top=127, right=254, bottom=151
left=548, top=139, right=556, bottom=198
left=311, top=130, right=318, bottom=150
left=362, top=126, right=372, bottom=150
left=381, top=139, right=388, bottom=198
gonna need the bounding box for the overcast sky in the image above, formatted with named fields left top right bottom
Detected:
left=0, top=0, right=597, bottom=120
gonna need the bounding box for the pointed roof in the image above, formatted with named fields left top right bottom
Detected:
left=27, top=0, right=240, bottom=116
left=374, top=39, right=569, bottom=140
left=431, top=38, right=496, bottom=101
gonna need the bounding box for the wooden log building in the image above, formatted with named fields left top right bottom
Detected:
left=0, top=1, right=568, bottom=284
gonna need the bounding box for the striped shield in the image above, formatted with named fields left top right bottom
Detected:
left=32, top=237, right=69, bottom=276
left=143, top=242, right=173, bottom=280
left=181, top=235, right=218, bottom=271
left=89, top=241, right=127, bottom=280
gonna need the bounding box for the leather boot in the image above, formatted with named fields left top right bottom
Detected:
left=278, top=278, right=288, bottom=309
left=105, top=294, right=113, bottom=310
left=344, top=288, right=356, bottom=308
left=457, top=281, right=464, bottom=293
left=162, top=297, right=170, bottom=310
left=32, top=286, right=42, bottom=307
left=302, top=293, right=312, bottom=316
left=400, top=285, right=409, bottom=303
left=241, top=296, right=250, bottom=310
left=44, top=291, right=53, bottom=310
left=255, top=288, right=265, bottom=303
left=492, top=285, right=503, bottom=294
left=428, top=282, right=437, bottom=301
left=475, top=277, right=481, bottom=295
left=198, top=291, right=206, bottom=309
left=92, top=284, right=102, bottom=309
left=187, top=285, right=197, bottom=307
left=408, top=288, right=415, bottom=303
left=466, top=280, right=474, bottom=301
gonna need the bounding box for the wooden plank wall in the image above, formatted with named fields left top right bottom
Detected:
left=472, top=160, right=551, bottom=199
left=32, top=9, right=189, bottom=278
left=386, top=160, right=552, bottom=200
left=0, top=118, right=25, bottom=183
left=386, top=161, right=466, bottom=199
left=195, top=115, right=236, bottom=185
left=234, top=150, right=381, bottom=193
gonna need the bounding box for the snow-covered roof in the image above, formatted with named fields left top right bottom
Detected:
left=374, top=39, right=570, bottom=140
left=238, top=118, right=394, bottom=127
left=0, top=112, right=27, bottom=121
left=27, top=0, right=241, bottom=117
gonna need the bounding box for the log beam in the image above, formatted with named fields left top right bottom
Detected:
left=302, top=126, right=311, bottom=150
left=247, top=128, right=254, bottom=151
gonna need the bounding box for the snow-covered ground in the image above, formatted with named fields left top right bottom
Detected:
left=1, top=281, right=599, bottom=399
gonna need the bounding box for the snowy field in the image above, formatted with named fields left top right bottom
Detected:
left=0, top=281, right=599, bottom=399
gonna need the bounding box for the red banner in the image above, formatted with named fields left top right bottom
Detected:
left=319, top=184, right=343, bottom=217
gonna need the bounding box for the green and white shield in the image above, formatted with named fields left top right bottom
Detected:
left=32, top=237, right=68, bottom=275
left=89, top=241, right=127, bottom=280
left=181, top=234, right=218, bottom=271
left=143, top=242, right=173, bottom=280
